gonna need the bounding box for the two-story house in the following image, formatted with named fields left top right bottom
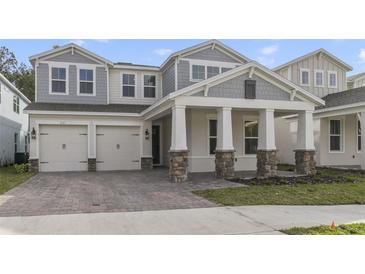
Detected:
left=25, top=40, right=325, bottom=182
left=272, top=48, right=365, bottom=170
left=0, top=73, right=30, bottom=166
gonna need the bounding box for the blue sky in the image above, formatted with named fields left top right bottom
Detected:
left=2, top=39, right=365, bottom=75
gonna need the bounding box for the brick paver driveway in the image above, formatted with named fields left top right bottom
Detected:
left=0, top=169, right=239, bottom=217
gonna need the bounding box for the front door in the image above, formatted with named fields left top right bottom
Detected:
left=152, top=125, right=160, bottom=165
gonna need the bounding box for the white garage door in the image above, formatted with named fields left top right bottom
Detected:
left=39, top=125, right=88, bottom=172
left=96, top=126, right=140, bottom=171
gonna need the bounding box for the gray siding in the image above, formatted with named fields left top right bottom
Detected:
left=162, top=62, right=175, bottom=96
left=36, top=63, right=108, bottom=104
left=184, top=48, right=239, bottom=63
left=45, top=51, right=98, bottom=64
left=177, top=60, right=193, bottom=90
left=207, top=73, right=290, bottom=100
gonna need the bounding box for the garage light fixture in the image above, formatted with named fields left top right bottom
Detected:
left=145, top=129, right=150, bottom=140
left=31, top=127, right=36, bottom=140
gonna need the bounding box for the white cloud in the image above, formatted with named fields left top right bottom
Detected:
left=358, top=48, right=365, bottom=63
left=70, top=39, right=86, bottom=46
left=260, top=44, right=279, bottom=55
left=154, top=48, right=173, bottom=56
left=94, top=39, right=109, bottom=43
left=257, top=56, right=275, bottom=67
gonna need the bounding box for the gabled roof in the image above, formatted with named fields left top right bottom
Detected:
left=347, top=72, right=365, bottom=82
left=142, top=61, right=325, bottom=116
left=0, top=73, right=31, bottom=103
left=273, top=48, right=353, bottom=72
left=160, top=40, right=251, bottom=69
left=316, top=86, right=365, bottom=110
left=29, top=43, right=113, bottom=66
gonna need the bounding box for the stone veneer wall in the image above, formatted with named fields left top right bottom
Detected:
left=29, top=159, right=39, bottom=173
left=141, top=157, right=153, bottom=170
left=256, top=150, right=278, bottom=178
left=169, top=150, right=188, bottom=183
left=88, top=158, right=96, bottom=172
left=295, top=150, right=316, bottom=175
left=215, top=150, right=235, bottom=178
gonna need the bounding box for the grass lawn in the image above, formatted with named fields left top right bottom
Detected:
left=281, top=223, right=365, bottom=235
left=192, top=167, right=365, bottom=206
left=0, top=166, right=36, bottom=195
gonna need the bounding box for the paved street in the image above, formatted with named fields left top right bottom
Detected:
left=0, top=205, right=364, bottom=234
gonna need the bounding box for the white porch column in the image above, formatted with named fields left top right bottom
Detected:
left=296, top=110, right=315, bottom=150
left=170, top=105, right=187, bottom=151
left=258, top=109, right=276, bottom=150
left=360, top=112, right=365, bottom=169
left=216, top=107, right=234, bottom=151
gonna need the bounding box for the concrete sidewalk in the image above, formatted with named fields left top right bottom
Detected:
left=0, top=205, right=364, bottom=234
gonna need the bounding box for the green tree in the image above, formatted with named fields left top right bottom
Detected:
left=0, top=46, right=34, bottom=101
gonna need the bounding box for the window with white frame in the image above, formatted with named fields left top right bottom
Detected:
left=208, top=119, right=217, bottom=155
left=329, top=119, right=342, bottom=152
left=122, top=74, right=136, bottom=97
left=244, top=120, right=259, bottom=155
left=143, top=75, right=156, bottom=98
left=300, top=69, right=310, bottom=86
left=207, top=66, right=220, bottom=78
left=192, top=65, right=205, bottom=81
left=79, top=69, right=94, bottom=95
left=314, top=70, right=324, bottom=87
left=328, top=71, right=337, bottom=88
left=51, top=67, right=67, bottom=93
left=358, top=119, right=361, bottom=151
left=13, top=95, right=19, bottom=114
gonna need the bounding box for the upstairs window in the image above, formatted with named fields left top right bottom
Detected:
left=122, top=74, right=136, bottom=97
left=208, top=119, right=217, bottom=155
left=79, top=69, right=94, bottom=95
left=207, top=66, right=220, bottom=78
left=329, top=119, right=342, bottom=152
left=51, top=67, right=67, bottom=94
left=144, top=75, right=156, bottom=98
left=314, top=70, right=324, bottom=87
left=328, top=71, right=337, bottom=88
left=13, top=95, right=19, bottom=113
left=245, top=80, right=256, bottom=99
left=244, top=120, right=258, bottom=155
left=300, top=69, right=310, bottom=86
left=192, top=65, right=205, bottom=81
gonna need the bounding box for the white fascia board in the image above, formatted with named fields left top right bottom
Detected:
left=314, top=102, right=365, bottom=118
left=29, top=43, right=113, bottom=66
left=112, top=64, right=160, bottom=71
left=24, top=110, right=141, bottom=117
left=0, top=73, right=31, bottom=104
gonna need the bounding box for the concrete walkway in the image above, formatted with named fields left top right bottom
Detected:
left=0, top=205, right=364, bottom=234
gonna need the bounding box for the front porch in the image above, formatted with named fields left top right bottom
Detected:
left=151, top=102, right=317, bottom=182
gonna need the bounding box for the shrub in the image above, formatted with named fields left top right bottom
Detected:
left=14, top=163, right=30, bottom=174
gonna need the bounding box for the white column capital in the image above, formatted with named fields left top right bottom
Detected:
left=220, top=107, right=232, bottom=112
left=172, top=105, right=186, bottom=110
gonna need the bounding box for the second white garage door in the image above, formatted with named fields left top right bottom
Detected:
left=96, top=126, right=141, bottom=171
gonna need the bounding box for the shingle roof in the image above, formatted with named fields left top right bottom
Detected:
left=24, top=102, right=150, bottom=114
left=317, top=87, right=365, bottom=110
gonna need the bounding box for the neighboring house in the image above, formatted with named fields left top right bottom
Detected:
left=25, top=40, right=324, bottom=181
left=347, top=72, right=365, bottom=89
left=0, top=73, right=30, bottom=166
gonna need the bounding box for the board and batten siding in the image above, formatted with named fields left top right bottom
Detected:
left=109, top=68, right=161, bottom=105
left=353, top=78, right=365, bottom=89
left=36, top=63, right=108, bottom=104
left=276, top=54, right=347, bottom=98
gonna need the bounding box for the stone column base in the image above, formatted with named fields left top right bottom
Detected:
left=88, top=158, right=96, bottom=172
left=169, top=150, right=188, bottom=183
left=141, top=157, right=153, bottom=170
left=215, top=150, right=235, bottom=178
left=295, top=150, right=316, bottom=175
left=29, top=158, right=39, bottom=173
left=256, top=150, right=278, bottom=178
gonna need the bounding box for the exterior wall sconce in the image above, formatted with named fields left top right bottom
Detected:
left=145, top=129, right=150, bottom=140
left=31, top=127, right=36, bottom=140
